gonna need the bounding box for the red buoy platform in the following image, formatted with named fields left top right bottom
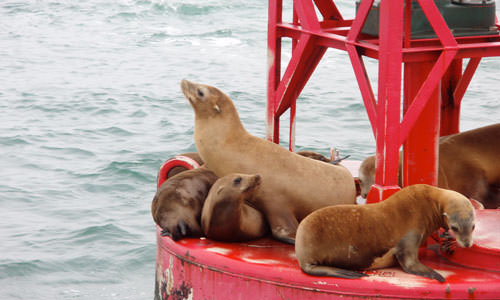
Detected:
left=154, top=158, right=500, bottom=300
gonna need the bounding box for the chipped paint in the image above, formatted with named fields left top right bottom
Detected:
left=241, top=257, right=281, bottom=265
left=205, top=247, right=232, bottom=255
left=165, top=256, right=174, bottom=296
left=362, top=269, right=428, bottom=288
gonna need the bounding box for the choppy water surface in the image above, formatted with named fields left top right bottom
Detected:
left=1, top=1, right=499, bottom=299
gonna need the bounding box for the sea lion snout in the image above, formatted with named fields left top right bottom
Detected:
left=443, top=193, right=476, bottom=248
left=181, top=79, right=209, bottom=103
left=242, top=174, right=261, bottom=192
left=161, top=216, right=202, bottom=241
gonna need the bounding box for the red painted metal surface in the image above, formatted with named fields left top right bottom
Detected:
left=155, top=233, right=500, bottom=300
left=156, top=155, right=201, bottom=189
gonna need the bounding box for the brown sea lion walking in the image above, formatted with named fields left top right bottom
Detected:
left=295, top=184, right=475, bottom=282
left=152, top=166, right=217, bottom=240
left=201, top=173, right=268, bottom=242
left=359, top=123, right=500, bottom=208
left=181, top=79, right=356, bottom=244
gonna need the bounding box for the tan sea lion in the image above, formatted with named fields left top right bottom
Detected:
left=166, top=152, right=204, bottom=179
left=181, top=79, right=356, bottom=244
left=295, top=184, right=475, bottom=282
left=358, top=153, right=403, bottom=198
left=152, top=166, right=217, bottom=240
left=359, top=123, right=500, bottom=208
left=201, top=173, right=268, bottom=242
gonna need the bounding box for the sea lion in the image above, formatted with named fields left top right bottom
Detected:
left=166, top=152, right=204, bottom=179
left=296, top=150, right=331, bottom=163
left=358, top=153, right=403, bottom=198
left=151, top=166, right=218, bottom=240
left=297, top=149, right=351, bottom=165
left=295, top=184, right=475, bottom=282
left=201, top=173, right=268, bottom=242
left=358, top=123, right=500, bottom=208
left=181, top=79, right=356, bottom=244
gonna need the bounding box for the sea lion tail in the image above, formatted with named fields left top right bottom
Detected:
left=301, top=263, right=367, bottom=279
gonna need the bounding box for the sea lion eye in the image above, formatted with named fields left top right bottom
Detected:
left=451, top=226, right=459, bottom=232
left=233, top=177, right=242, bottom=186
left=197, top=88, right=204, bottom=98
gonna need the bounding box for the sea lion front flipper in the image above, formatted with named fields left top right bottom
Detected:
left=395, top=231, right=445, bottom=282
left=301, top=263, right=367, bottom=279
left=267, top=209, right=298, bottom=245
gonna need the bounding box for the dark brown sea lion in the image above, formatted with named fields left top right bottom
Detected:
left=201, top=173, right=268, bottom=242
left=151, top=166, right=217, bottom=240
left=358, top=123, right=500, bottom=208
left=295, top=184, right=475, bottom=282
left=181, top=79, right=356, bottom=244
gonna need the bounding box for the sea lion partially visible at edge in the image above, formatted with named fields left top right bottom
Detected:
left=152, top=166, right=217, bottom=240
left=181, top=79, right=356, bottom=244
left=358, top=123, right=500, bottom=208
left=295, top=184, right=475, bottom=282
left=166, top=152, right=204, bottom=179
left=201, top=173, right=268, bottom=242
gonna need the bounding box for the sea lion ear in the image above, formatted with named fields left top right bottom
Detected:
left=214, top=104, right=221, bottom=113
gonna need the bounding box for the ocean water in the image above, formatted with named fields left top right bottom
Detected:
left=0, top=1, right=499, bottom=299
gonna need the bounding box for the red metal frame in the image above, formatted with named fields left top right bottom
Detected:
left=266, top=0, right=500, bottom=202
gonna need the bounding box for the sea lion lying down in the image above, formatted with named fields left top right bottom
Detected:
left=358, top=123, right=500, bottom=209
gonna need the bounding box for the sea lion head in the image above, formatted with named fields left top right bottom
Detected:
left=213, top=173, right=262, bottom=200
left=181, top=79, right=234, bottom=119
left=153, top=184, right=205, bottom=241
left=358, top=155, right=376, bottom=198
left=442, top=190, right=476, bottom=248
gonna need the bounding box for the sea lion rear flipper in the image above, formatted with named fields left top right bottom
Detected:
left=395, top=231, right=445, bottom=282
left=302, top=263, right=367, bottom=279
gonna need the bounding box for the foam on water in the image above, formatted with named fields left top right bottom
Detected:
left=0, top=0, right=499, bottom=299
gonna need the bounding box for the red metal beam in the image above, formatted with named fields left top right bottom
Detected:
left=266, top=0, right=282, bottom=142
left=274, top=34, right=327, bottom=117
left=453, top=57, right=481, bottom=106
left=399, top=49, right=457, bottom=145
left=346, top=44, right=377, bottom=138
left=367, top=0, right=405, bottom=203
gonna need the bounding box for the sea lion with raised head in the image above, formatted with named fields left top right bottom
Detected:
left=181, top=79, right=356, bottom=244
left=295, top=184, right=475, bottom=282
left=201, top=173, right=268, bottom=242
left=152, top=166, right=217, bottom=240
left=358, top=124, right=500, bottom=208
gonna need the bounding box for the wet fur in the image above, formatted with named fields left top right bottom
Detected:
left=151, top=166, right=217, bottom=240
left=295, top=184, right=475, bottom=282
left=201, top=174, right=269, bottom=242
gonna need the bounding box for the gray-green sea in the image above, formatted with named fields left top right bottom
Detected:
left=1, top=1, right=499, bottom=299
